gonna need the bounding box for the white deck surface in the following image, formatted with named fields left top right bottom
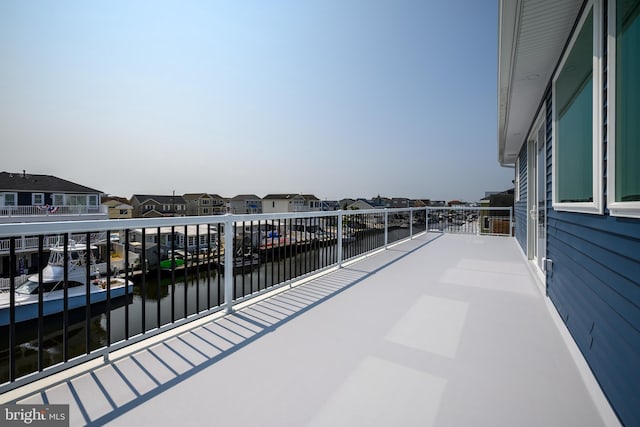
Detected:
left=8, top=233, right=616, bottom=426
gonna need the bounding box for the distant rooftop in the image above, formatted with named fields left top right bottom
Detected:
left=0, top=171, right=102, bottom=194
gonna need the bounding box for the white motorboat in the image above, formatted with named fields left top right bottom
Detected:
left=0, top=243, right=133, bottom=326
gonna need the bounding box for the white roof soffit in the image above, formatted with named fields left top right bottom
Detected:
left=498, top=0, right=583, bottom=166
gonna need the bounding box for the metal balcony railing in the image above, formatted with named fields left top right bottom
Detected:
left=0, top=207, right=511, bottom=392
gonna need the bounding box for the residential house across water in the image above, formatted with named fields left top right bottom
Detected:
left=102, top=197, right=133, bottom=219
left=499, top=0, right=640, bottom=424
left=229, top=194, right=262, bottom=214
left=130, top=194, right=187, bottom=218
left=0, top=171, right=113, bottom=278
left=0, top=171, right=106, bottom=224
left=183, top=193, right=227, bottom=216
left=262, top=194, right=321, bottom=213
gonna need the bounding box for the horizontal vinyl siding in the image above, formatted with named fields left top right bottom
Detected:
left=547, top=213, right=640, bottom=426
left=546, top=75, right=640, bottom=426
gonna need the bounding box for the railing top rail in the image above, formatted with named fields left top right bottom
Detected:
left=0, top=206, right=512, bottom=238
left=427, top=206, right=511, bottom=211
left=0, top=208, right=428, bottom=237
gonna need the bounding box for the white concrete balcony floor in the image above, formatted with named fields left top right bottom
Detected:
left=2, top=233, right=617, bottom=426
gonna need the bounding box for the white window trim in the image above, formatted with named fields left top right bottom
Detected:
left=52, top=194, right=64, bottom=206
left=551, top=0, right=604, bottom=215
left=32, top=193, right=44, bottom=205
left=1, top=192, right=18, bottom=207
left=607, top=0, right=640, bottom=218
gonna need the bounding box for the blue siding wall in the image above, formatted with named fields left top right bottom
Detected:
left=515, top=146, right=528, bottom=251
left=545, top=84, right=640, bottom=425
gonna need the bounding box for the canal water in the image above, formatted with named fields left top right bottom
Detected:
left=0, top=227, right=418, bottom=383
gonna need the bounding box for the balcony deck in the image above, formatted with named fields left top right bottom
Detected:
left=1, top=233, right=617, bottom=426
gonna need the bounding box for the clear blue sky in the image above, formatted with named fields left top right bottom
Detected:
left=0, top=0, right=512, bottom=202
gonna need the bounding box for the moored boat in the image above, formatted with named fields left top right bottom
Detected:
left=0, top=243, right=133, bottom=326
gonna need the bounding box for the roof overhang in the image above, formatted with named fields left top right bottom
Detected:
left=498, top=0, right=583, bottom=166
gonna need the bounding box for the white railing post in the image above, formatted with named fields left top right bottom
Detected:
left=424, top=207, right=428, bottom=232
left=409, top=208, right=413, bottom=239
left=384, top=209, right=389, bottom=249
left=224, top=215, right=234, bottom=314
left=509, top=207, right=513, bottom=237
left=337, top=211, right=343, bottom=267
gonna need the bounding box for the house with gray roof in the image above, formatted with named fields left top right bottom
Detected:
left=0, top=171, right=106, bottom=223
left=130, top=194, right=187, bottom=218
left=183, top=193, right=227, bottom=216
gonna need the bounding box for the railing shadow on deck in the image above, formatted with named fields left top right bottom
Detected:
left=13, top=232, right=443, bottom=426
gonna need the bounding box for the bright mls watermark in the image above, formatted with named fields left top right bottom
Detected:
left=1, top=404, right=69, bottom=426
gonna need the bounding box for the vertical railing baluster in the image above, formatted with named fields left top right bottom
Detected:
left=84, top=232, right=91, bottom=355
left=63, top=234, right=69, bottom=362
left=252, top=221, right=258, bottom=292
left=207, top=224, right=212, bottom=310
left=170, top=226, right=176, bottom=323
left=384, top=210, right=389, bottom=249
left=277, top=219, right=282, bottom=284
left=217, top=223, right=222, bottom=307
left=106, top=231, right=112, bottom=347
left=242, top=221, right=246, bottom=296
left=156, top=227, right=161, bottom=329
left=304, top=218, right=308, bottom=274
left=337, top=212, right=343, bottom=267
left=195, top=224, right=200, bottom=314
left=224, top=216, right=234, bottom=313
left=124, top=229, right=130, bottom=340
left=141, top=229, right=147, bottom=333
left=272, top=220, right=276, bottom=289
left=9, top=237, right=16, bottom=382
left=38, top=235, right=45, bottom=370
left=183, top=225, right=188, bottom=319
left=293, top=218, right=298, bottom=278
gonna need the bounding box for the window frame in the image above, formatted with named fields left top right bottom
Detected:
left=552, top=0, right=604, bottom=214
left=1, top=192, right=18, bottom=207
left=607, top=0, right=640, bottom=218
left=32, top=193, right=44, bottom=205
left=52, top=194, right=64, bottom=206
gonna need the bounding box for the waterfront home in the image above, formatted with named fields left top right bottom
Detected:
left=345, top=199, right=375, bottom=211
left=183, top=193, right=226, bottom=216
left=130, top=194, right=187, bottom=218
left=345, top=198, right=389, bottom=211
left=229, top=194, right=262, bottom=214
left=262, top=193, right=321, bottom=213
left=320, top=200, right=340, bottom=211
left=498, top=0, right=640, bottom=425
left=389, top=197, right=411, bottom=208
left=0, top=171, right=106, bottom=224
left=102, top=197, right=133, bottom=219
left=339, top=198, right=355, bottom=209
